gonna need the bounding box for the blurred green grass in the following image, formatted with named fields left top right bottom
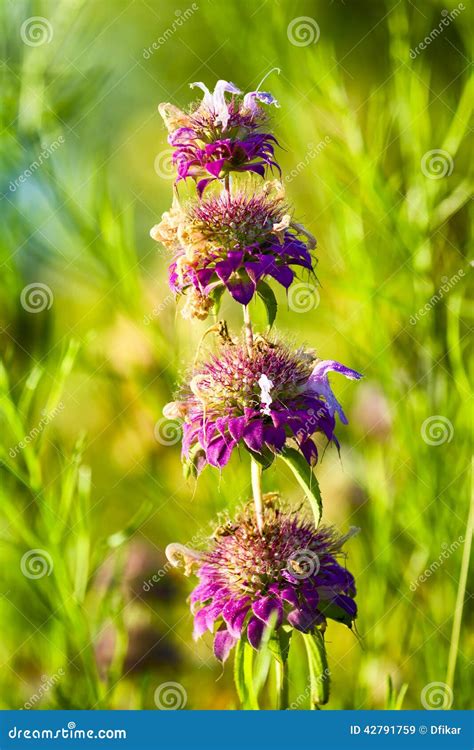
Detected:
left=0, top=0, right=472, bottom=710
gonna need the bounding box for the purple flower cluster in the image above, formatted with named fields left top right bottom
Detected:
left=151, top=182, right=316, bottom=316
left=168, top=502, right=357, bottom=662
left=159, top=80, right=280, bottom=195
left=165, top=337, right=361, bottom=472
left=152, top=78, right=362, bottom=695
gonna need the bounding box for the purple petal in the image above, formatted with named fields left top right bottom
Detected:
left=242, top=420, right=264, bottom=452
left=213, top=629, right=237, bottom=663
left=193, top=606, right=213, bottom=639
left=247, top=617, right=264, bottom=649
left=252, top=596, right=283, bottom=627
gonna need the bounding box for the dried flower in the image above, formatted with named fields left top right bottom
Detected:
left=150, top=181, right=316, bottom=316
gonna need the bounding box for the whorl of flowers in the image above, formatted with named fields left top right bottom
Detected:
left=165, top=336, right=361, bottom=472
left=153, top=77, right=363, bottom=704
left=159, top=78, right=280, bottom=195
left=166, top=500, right=358, bottom=663
left=150, top=181, right=316, bottom=319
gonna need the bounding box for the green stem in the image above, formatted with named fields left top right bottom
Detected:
left=251, top=457, right=264, bottom=533
left=275, top=658, right=289, bottom=710
left=445, top=459, right=473, bottom=694
left=243, top=304, right=253, bottom=354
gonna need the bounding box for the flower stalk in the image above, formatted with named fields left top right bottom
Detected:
left=250, top=456, right=264, bottom=533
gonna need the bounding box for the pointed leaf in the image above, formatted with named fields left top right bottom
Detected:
left=257, top=280, right=277, bottom=328
left=302, top=630, right=330, bottom=707
left=233, top=638, right=259, bottom=709
left=280, top=447, right=322, bottom=526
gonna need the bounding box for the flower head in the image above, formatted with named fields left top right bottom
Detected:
left=159, top=78, right=280, bottom=194
left=166, top=500, right=358, bottom=662
left=150, top=181, right=316, bottom=315
left=165, top=336, right=362, bottom=472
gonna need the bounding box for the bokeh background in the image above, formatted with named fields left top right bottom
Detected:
left=0, top=0, right=472, bottom=710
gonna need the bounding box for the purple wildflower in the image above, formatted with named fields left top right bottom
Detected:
left=164, top=336, right=362, bottom=472
left=150, top=182, right=316, bottom=317
left=159, top=79, right=280, bottom=195
left=166, top=501, right=358, bottom=662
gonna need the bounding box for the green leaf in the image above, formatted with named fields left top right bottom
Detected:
left=257, top=281, right=277, bottom=328
left=318, top=600, right=354, bottom=627
left=233, top=639, right=259, bottom=709
left=210, top=284, right=225, bottom=316
left=280, top=447, right=323, bottom=526
left=268, top=628, right=292, bottom=665
left=302, top=630, right=330, bottom=708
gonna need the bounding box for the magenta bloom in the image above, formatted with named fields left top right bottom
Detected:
left=164, top=338, right=362, bottom=472
left=151, top=183, right=316, bottom=315
left=159, top=79, right=280, bottom=195
left=167, top=503, right=358, bottom=662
